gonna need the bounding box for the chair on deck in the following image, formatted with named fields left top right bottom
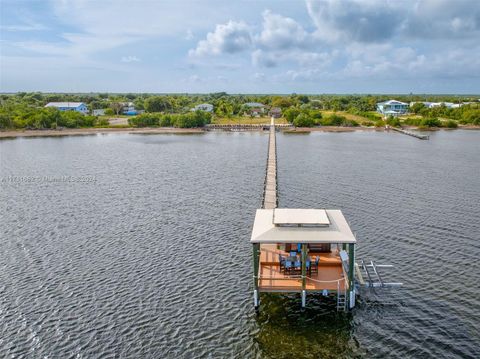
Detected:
left=306, top=258, right=311, bottom=275
left=311, top=257, right=320, bottom=274
left=285, top=260, right=294, bottom=274
left=278, top=254, right=286, bottom=272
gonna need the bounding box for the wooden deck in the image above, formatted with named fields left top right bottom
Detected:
left=259, top=244, right=342, bottom=265
left=258, top=244, right=347, bottom=292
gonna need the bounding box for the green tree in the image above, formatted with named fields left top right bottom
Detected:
left=215, top=101, right=233, bottom=117
left=144, top=96, right=172, bottom=113
left=284, top=107, right=301, bottom=123
left=386, top=116, right=401, bottom=127
left=410, top=102, right=426, bottom=114
left=271, top=96, right=294, bottom=109
left=293, top=113, right=315, bottom=127
left=420, top=117, right=441, bottom=127
left=110, top=102, right=124, bottom=115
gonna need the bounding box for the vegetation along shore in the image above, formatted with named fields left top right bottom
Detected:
left=1, top=92, right=479, bottom=137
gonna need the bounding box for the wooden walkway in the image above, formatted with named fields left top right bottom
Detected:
left=388, top=126, right=429, bottom=140
left=262, top=117, right=277, bottom=209
left=205, top=123, right=292, bottom=131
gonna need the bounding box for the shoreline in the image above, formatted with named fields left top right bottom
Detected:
left=1, top=125, right=479, bottom=139
left=0, top=127, right=204, bottom=139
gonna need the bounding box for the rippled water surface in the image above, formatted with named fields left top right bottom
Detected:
left=1, top=131, right=479, bottom=358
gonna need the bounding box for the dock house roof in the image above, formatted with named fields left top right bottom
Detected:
left=250, top=208, right=356, bottom=244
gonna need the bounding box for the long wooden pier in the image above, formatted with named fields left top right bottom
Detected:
left=251, top=117, right=401, bottom=311
left=262, top=117, right=277, bottom=209
left=388, top=126, right=429, bottom=140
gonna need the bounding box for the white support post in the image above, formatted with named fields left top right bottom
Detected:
left=253, top=290, right=259, bottom=309
left=301, top=290, right=306, bottom=308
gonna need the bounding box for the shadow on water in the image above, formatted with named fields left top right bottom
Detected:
left=253, top=293, right=363, bottom=359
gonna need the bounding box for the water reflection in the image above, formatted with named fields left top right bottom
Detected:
left=254, top=294, right=360, bottom=358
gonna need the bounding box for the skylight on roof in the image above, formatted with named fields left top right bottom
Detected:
left=273, top=209, right=330, bottom=226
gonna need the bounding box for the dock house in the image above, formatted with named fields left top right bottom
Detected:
left=376, top=100, right=408, bottom=117
left=268, top=107, right=282, bottom=118
left=45, top=102, right=88, bottom=114
left=251, top=208, right=356, bottom=310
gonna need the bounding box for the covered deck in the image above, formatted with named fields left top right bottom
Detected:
left=251, top=208, right=356, bottom=309
left=258, top=244, right=347, bottom=292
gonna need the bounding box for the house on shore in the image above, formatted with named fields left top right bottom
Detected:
left=45, top=102, right=88, bottom=114
left=244, top=102, right=267, bottom=117
left=192, top=103, right=214, bottom=113
left=269, top=107, right=282, bottom=118
left=376, top=100, right=408, bottom=117
left=121, top=102, right=138, bottom=115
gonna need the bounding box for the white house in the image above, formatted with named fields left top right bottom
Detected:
left=45, top=102, right=88, bottom=114
left=376, top=100, right=409, bottom=117
left=121, top=102, right=137, bottom=115
left=192, top=103, right=214, bottom=113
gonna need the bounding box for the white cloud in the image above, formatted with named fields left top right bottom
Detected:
left=1, top=23, right=47, bottom=32
left=121, top=56, right=141, bottom=63
left=253, top=72, right=265, bottom=81
left=188, top=74, right=201, bottom=83
left=185, top=29, right=194, bottom=40
left=306, top=0, right=404, bottom=43
left=251, top=49, right=277, bottom=68
left=306, top=0, right=480, bottom=43
left=256, top=10, right=309, bottom=50
left=189, top=20, right=252, bottom=56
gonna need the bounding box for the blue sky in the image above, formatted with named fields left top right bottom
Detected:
left=1, top=0, right=479, bottom=93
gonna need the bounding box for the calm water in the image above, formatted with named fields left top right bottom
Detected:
left=0, top=131, right=479, bottom=358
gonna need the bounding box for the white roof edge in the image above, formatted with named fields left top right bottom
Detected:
left=250, top=208, right=356, bottom=244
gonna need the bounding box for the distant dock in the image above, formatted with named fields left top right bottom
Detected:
left=387, top=126, right=429, bottom=140
left=205, top=123, right=293, bottom=131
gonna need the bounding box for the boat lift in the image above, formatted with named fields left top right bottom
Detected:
left=355, top=259, right=402, bottom=289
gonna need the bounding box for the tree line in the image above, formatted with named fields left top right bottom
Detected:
left=0, top=105, right=104, bottom=129
left=128, top=111, right=212, bottom=128
left=1, top=92, right=479, bottom=129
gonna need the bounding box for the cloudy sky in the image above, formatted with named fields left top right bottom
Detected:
left=1, top=0, right=479, bottom=93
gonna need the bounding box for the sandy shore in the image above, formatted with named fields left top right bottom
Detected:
left=0, top=127, right=204, bottom=138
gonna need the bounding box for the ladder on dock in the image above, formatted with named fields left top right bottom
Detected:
left=336, top=280, right=347, bottom=312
